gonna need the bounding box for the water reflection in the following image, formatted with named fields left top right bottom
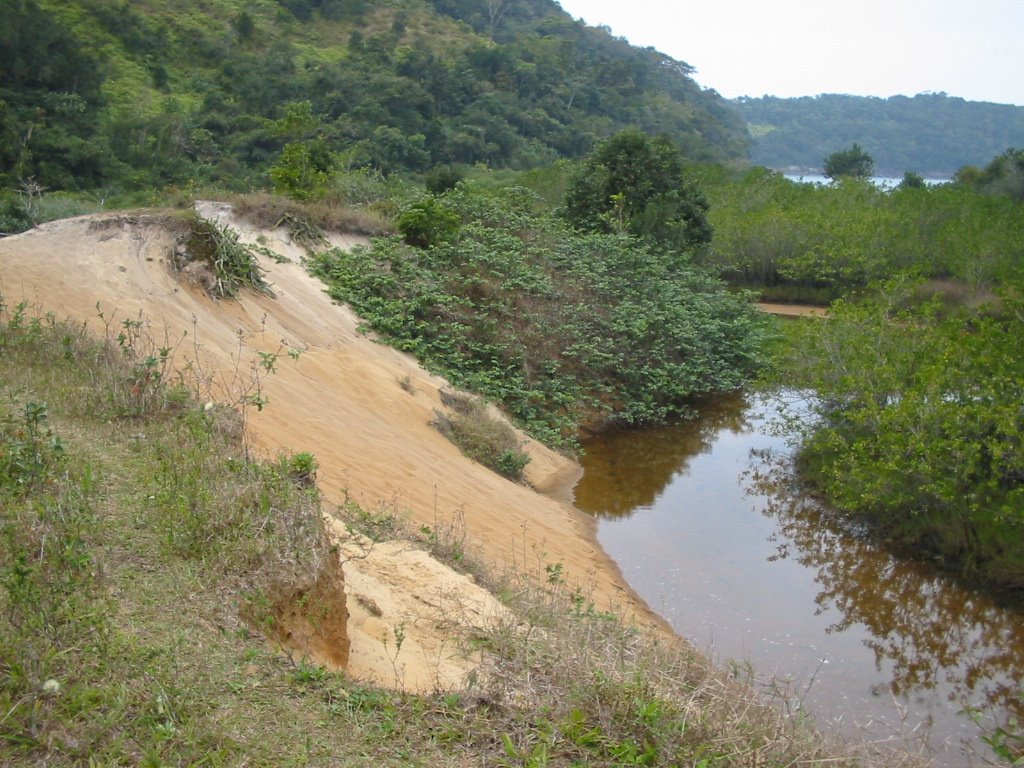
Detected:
left=575, top=391, right=1024, bottom=764
left=752, top=459, right=1024, bottom=732
left=575, top=394, right=749, bottom=517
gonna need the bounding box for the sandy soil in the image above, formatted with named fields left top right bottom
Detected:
left=757, top=302, right=828, bottom=317
left=0, top=205, right=661, bottom=691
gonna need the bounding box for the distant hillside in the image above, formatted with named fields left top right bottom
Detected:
left=733, top=93, right=1024, bottom=177
left=1, top=0, right=748, bottom=193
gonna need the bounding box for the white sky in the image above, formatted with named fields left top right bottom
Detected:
left=556, top=0, right=1024, bottom=106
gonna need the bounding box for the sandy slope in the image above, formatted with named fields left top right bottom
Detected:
left=0, top=204, right=660, bottom=690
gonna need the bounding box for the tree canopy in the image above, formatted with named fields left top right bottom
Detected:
left=823, top=143, right=874, bottom=180
left=563, top=129, right=712, bottom=251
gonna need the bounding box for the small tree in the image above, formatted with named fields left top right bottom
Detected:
left=269, top=140, right=333, bottom=200
left=563, top=129, right=711, bottom=251
left=823, top=143, right=874, bottom=180
left=397, top=196, right=460, bottom=248
left=898, top=170, right=926, bottom=189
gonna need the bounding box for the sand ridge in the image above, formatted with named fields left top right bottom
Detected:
left=0, top=204, right=663, bottom=690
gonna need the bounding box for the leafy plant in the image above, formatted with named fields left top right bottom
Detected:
left=782, top=282, right=1024, bottom=591
left=396, top=196, right=460, bottom=248
left=0, top=401, right=66, bottom=494
left=563, top=129, right=713, bottom=250
left=313, top=186, right=769, bottom=447
left=287, top=451, right=318, bottom=487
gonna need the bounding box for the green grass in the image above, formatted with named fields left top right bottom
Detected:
left=0, top=294, right=923, bottom=767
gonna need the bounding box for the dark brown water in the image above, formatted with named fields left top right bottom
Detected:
left=574, top=391, right=1024, bottom=767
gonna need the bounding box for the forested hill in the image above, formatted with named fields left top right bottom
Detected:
left=733, top=93, right=1024, bottom=177
left=1, top=0, right=748, bottom=193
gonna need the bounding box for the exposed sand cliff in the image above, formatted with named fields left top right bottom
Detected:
left=0, top=204, right=661, bottom=691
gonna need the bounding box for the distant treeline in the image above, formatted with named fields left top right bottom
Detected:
left=734, top=93, right=1024, bottom=176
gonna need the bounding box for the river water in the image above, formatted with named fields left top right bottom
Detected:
left=573, top=391, right=1024, bottom=767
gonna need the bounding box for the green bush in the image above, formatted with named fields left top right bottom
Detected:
left=783, top=283, right=1024, bottom=590
left=0, top=193, right=32, bottom=235
left=313, top=186, right=769, bottom=446
left=396, top=196, right=460, bottom=248
left=0, top=401, right=66, bottom=494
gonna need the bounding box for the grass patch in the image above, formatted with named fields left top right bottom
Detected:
left=433, top=390, right=530, bottom=481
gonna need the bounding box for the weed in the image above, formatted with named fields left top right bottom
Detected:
left=341, top=495, right=403, bottom=543
left=287, top=451, right=318, bottom=487
left=0, top=401, right=66, bottom=493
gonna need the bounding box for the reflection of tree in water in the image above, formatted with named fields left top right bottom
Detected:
left=574, top=394, right=749, bottom=517
left=748, top=454, right=1024, bottom=731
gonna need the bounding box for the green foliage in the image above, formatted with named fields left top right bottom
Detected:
left=3, top=0, right=748, bottom=197
left=899, top=170, right=926, bottom=189
left=783, top=282, right=1024, bottom=591
left=0, top=401, right=66, bottom=495
left=823, top=143, right=874, bottom=180
left=396, top=196, right=460, bottom=248
left=955, top=147, right=1024, bottom=202
left=287, top=451, right=318, bottom=486
left=701, top=165, right=1024, bottom=301
left=424, top=165, right=466, bottom=195
left=563, top=129, right=712, bottom=250
left=0, top=192, right=33, bottom=235
left=0, top=0, right=109, bottom=189
left=269, top=140, right=334, bottom=200
left=313, top=186, right=769, bottom=445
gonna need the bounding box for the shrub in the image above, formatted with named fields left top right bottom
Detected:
left=312, top=186, right=769, bottom=447
left=424, top=166, right=465, bottom=195
left=396, top=196, right=460, bottom=248
left=433, top=391, right=530, bottom=480
left=287, top=451, right=318, bottom=486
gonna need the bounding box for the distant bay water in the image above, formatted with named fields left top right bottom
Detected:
left=783, top=172, right=951, bottom=186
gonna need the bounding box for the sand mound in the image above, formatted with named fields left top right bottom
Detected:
left=0, top=204, right=659, bottom=690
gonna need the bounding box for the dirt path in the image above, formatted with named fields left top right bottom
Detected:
left=0, top=206, right=664, bottom=690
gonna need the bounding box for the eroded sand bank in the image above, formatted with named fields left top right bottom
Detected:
left=0, top=205, right=664, bottom=689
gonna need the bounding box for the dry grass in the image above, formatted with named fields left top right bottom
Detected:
left=387, top=505, right=930, bottom=768
left=433, top=390, right=531, bottom=481
left=229, top=192, right=393, bottom=240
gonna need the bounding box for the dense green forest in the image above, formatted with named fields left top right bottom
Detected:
left=734, top=93, right=1024, bottom=176
left=0, top=0, right=747, bottom=198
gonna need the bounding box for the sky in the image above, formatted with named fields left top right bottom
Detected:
left=555, top=0, right=1024, bottom=106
